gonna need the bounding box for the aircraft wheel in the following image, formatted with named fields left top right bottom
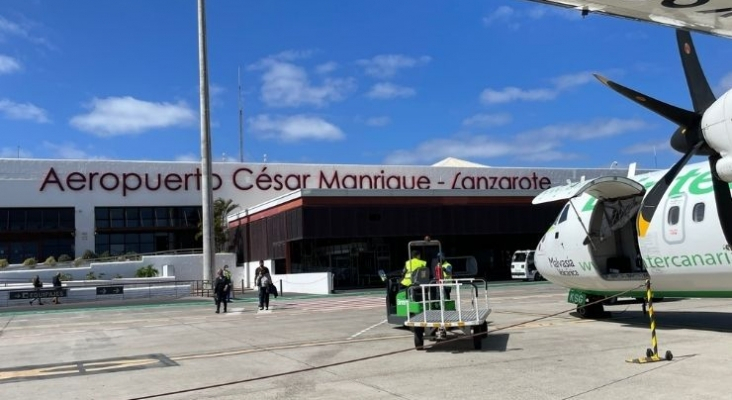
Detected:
left=576, top=305, right=588, bottom=318
left=414, top=327, right=425, bottom=350
left=646, top=348, right=654, bottom=358
left=665, top=350, right=673, bottom=361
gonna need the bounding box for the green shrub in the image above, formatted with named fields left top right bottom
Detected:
left=60, top=273, right=73, bottom=281
left=82, top=250, right=97, bottom=260
left=0, top=259, right=7, bottom=268
left=100, top=251, right=111, bottom=259
left=114, top=273, right=123, bottom=279
left=85, top=271, right=97, bottom=280
left=23, top=257, right=37, bottom=267
left=58, top=254, right=72, bottom=262
left=45, top=256, right=57, bottom=266
left=73, top=257, right=84, bottom=267
left=135, top=264, right=158, bottom=278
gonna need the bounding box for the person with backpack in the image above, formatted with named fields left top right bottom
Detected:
left=254, top=260, right=271, bottom=311
left=29, top=275, right=44, bottom=305
left=52, top=272, right=63, bottom=304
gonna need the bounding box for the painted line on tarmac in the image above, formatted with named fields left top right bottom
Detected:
left=349, top=319, right=387, bottom=340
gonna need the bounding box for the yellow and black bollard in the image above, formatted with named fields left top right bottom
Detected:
left=626, top=279, right=673, bottom=363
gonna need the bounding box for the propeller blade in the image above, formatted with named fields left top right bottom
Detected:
left=676, top=29, right=717, bottom=113
left=709, top=155, right=732, bottom=246
left=594, top=74, right=698, bottom=128
left=638, top=141, right=703, bottom=237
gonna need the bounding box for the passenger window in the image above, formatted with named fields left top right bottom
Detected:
left=692, top=202, right=705, bottom=222
left=667, top=206, right=680, bottom=225
left=557, top=204, right=569, bottom=224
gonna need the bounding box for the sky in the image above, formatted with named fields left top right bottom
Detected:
left=1, top=0, right=731, bottom=170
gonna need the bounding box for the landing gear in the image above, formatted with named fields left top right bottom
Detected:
left=576, top=300, right=605, bottom=319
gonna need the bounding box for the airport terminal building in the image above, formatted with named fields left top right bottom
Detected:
left=0, top=158, right=639, bottom=288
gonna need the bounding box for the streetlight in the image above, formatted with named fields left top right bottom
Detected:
left=197, top=0, right=215, bottom=284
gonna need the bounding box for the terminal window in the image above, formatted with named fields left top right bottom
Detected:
left=94, top=206, right=202, bottom=256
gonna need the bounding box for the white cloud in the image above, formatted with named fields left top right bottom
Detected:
left=551, top=71, right=595, bottom=90
left=480, top=87, right=555, bottom=104
left=517, top=118, right=650, bottom=141
left=384, top=118, right=649, bottom=165
left=0, top=98, right=49, bottom=123
left=176, top=153, right=200, bottom=162
left=0, top=55, right=20, bottom=74
left=365, top=116, right=391, bottom=127
left=462, top=113, right=512, bottom=127
left=367, top=83, right=416, bottom=99
left=252, top=59, right=354, bottom=108
left=316, top=61, right=338, bottom=74
left=480, top=71, right=595, bottom=104
left=622, top=140, right=671, bottom=155
left=42, top=141, right=104, bottom=160
left=718, top=71, right=732, bottom=93
left=249, top=114, right=344, bottom=142
left=0, top=15, right=52, bottom=48
left=482, top=6, right=516, bottom=27
left=483, top=5, right=579, bottom=28
left=0, top=146, right=31, bottom=158
left=357, top=54, right=431, bottom=79
left=69, top=96, right=196, bottom=136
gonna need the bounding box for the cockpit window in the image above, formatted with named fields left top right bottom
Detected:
left=512, top=252, right=527, bottom=262
left=667, top=206, right=680, bottom=225
left=557, top=204, right=569, bottom=224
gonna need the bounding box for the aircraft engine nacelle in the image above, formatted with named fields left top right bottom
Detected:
left=702, top=90, right=732, bottom=182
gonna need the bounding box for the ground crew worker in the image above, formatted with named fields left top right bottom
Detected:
left=401, top=250, right=427, bottom=287
left=438, top=252, right=453, bottom=300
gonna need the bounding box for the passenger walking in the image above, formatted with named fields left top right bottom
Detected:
left=223, top=265, right=233, bottom=302
left=29, top=275, right=44, bottom=305
left=213, top=269, right=230, bottom=314
left=255, top=260, right=271, bottom=311
left=52, top=272, right=63, bottom=304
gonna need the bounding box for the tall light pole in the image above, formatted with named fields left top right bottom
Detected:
left=197, top=0, right=215, bottom=284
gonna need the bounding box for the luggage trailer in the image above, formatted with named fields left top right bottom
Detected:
left=404, top=278, right=491, bottom=350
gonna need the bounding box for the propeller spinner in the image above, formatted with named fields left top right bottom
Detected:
left=594, top=30, right=732, bottom=245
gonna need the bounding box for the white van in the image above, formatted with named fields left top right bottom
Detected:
left=510, top=250, right=541, bottom=281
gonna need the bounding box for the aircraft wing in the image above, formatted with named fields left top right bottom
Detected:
left=524, top=0, right=732, bottom=39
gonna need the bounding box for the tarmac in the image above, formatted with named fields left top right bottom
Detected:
left=2, top=281, right=732, bottom=399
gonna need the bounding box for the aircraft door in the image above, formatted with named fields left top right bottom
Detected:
left=663, top=193, right=686, bottom=244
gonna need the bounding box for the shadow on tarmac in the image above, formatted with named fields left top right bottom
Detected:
left=424, top=332, right=510, bottom=353
left=576, top=309, right=732, bottom=333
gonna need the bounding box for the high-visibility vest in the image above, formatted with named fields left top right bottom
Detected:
left=442, top=262, right=453, bottom=280
left=401, top=258, right=427, bottom=286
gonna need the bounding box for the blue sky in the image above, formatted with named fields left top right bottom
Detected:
left=1, top=1, right=731, bottom=169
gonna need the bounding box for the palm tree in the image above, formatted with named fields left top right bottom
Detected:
left=196, top=197, right=240, bottom=252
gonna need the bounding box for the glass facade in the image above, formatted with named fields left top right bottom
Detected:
left=0, top=207, right=75, bottom=264
left=94, top=206, right=202, bottom=256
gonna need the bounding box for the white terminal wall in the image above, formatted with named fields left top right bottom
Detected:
left=0, top=158, right=639, bottom=258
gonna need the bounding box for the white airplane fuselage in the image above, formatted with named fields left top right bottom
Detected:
left=534, top=161, right=732, bottom=297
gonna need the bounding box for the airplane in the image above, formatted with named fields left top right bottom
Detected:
left=524, top=2, right=732, bottom=318
left=524, top=0, right=732, bottom=40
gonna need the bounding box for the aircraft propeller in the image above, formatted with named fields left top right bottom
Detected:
left=594, top=29, right=732, bottom=245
